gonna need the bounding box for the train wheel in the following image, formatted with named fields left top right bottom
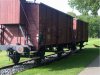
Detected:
left=12, top=51, right=20, bottom=65
left=70, top=43, right=76, bottom=53
left=8, top=49, right=20, bottom=65
left=57, top=52, right=62, bottom=57
left=35, top=47, right=45, bottom=64
left=79, top=42, right=84, bottom=50
left=57, top=46, right=63, bottom=58
left=68, top=43, right=71, bottom=50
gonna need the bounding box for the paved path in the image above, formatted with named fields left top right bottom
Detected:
left=79, top=55, right=100, bottom=75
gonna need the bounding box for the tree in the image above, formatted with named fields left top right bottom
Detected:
left=68, top=0, right=100, bottom=16
left=78, top=15, right=100, bottom=38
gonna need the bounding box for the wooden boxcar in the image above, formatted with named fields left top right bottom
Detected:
left=73, top=18, right=88, bottom=46
left=0, top=1, right=88, bottom=50
left=24, top=3, right=73, bottom=50
left=0, top=1, right=88, bottom=64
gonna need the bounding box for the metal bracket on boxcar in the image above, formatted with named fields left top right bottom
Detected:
left=0, top=44, right=36, bottom=54
left=0, top=45, right=25, bottom=54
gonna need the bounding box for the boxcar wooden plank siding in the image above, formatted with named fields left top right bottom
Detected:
left=73, top=19, right=88, bottom=42
left=45, top=6, right=52, bottom=45
left=25, top=3, right=39, bottom=49
left=67, top=15, right=73, bottom=43
left=0, top=0, right=26, bottom=24
left=83, top=22, right=88, bottom=42
left=58, top=12, right=67, bottom=44
left=51, top=10, right=58, bottom=45
left=76, top=20, right=82, bottom=42
left=39, top=4, right=47, bottom=45
left=39, top=3, right=73, bottom=46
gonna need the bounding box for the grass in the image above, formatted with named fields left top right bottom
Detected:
left=16, top=38, right=100, bottom=75
left=0, top=51, right=12, bottom=67
left=0, top=51, right=30, bottom=68
left=85, top=38, right=100, bottom=48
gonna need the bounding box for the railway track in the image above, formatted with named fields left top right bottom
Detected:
left=0, top=50, right=81, bottom=75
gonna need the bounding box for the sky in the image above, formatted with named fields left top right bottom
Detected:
left=26, top=0, right=100, bottom=16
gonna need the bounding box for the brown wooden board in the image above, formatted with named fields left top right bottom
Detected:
left=25, top=3, right=39, bottom=49
left=49, top=7, right=59, bottom=45
left=76, top=20, right=82, bottom=42
left=58, top=12, right=66, bottom=44
left=68, top=16, right=73, bottom=43
left=39, top=4, right=47, bottom=45
left=45, top=6, right=52, bottom=45
left=50, top=9, right=58, bottom=45
left=83, top=22, right=88, bottom=42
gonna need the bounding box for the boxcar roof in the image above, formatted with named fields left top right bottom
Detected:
left=25, top=2, right=74, bottom=19
left=40, top=3, right=73, bottom=18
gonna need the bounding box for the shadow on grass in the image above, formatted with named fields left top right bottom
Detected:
left=87, top=54, right=100, bottom=67
left=16, top=48, right=99, bottom=75
left=38, top=47, right=99, bottom=71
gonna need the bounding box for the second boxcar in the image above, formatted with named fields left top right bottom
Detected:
left=73, top=18, right=88, bottom=49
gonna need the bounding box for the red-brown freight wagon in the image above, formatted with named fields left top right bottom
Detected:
left=73, top=18, right=88, bottom=49
left=77, top=19, right=88, bottom=42
left=24, top=3, right=74, bottom=50
left=0, top=1, right=88, bottom=64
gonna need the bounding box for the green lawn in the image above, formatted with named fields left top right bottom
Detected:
left=0, top=51, right=12, bottom=67
left=0, top=51, right=30, bottom=68
left=16, top=38, right=100, bottom=75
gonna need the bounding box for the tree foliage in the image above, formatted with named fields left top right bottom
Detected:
left=68, top=0, right=100, bottom=38
left=68, top=0, right=100, bottom=16
left=78, top=15, right=100, bottom=38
